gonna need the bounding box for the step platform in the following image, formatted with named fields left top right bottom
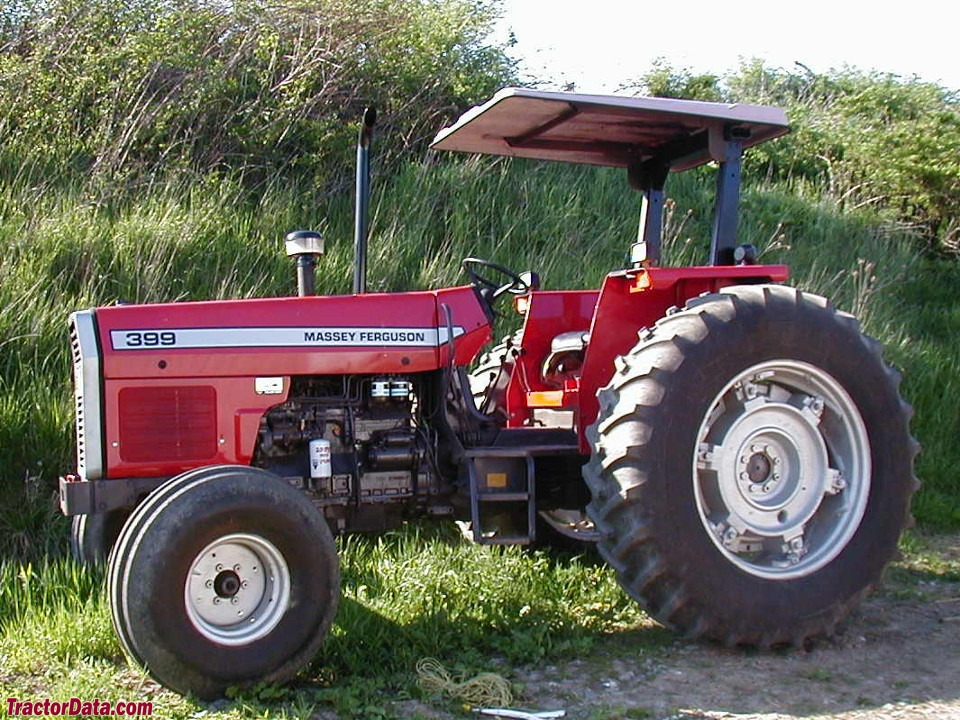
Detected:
left=465, top=431, right=579, bottom=545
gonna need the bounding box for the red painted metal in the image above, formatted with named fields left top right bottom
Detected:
left=93, top=263, right=791, bottom=477
left=575, top=265, right=789, bottom=451
left=97, top=287, right=490, bottom=379
left=435, top=287, right=493, bottom=366
left=118, top=386, right=218, bottom=462
left=104, top=376, right=285, bottom=478
left=498, top=266, right=788, bottom=442
left=525, top=377, right=580, bottom=408
left=97, top=286, right=492, bottom=478
left=503, top=290, right=599, bottom=427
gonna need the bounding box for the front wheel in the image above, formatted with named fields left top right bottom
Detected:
left=71, top=510, right=129, bottom=565
left=108, top=466, right=339, bottom=698
left=584, top=285, right=918, bottom=647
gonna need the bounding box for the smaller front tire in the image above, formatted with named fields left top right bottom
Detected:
left=109, top=466, right=339, bottom=698
left=70, top=510, right=129, bottom=565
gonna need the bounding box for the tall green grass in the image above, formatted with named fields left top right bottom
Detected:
left=0, top=153, right=958, bottom=554
left=0, top=527, right=955, bottom=719
left=0, top=526, right=652, bottom=718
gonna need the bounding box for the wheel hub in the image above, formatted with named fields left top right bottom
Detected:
left=745, top=452, right=772, bottom=483
left=694, top=360, right=870, bottom=579
left=184, top=533, right=291, bottom=646
left=213, top=570, right=241, bottom=598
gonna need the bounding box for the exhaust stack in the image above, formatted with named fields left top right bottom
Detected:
left=353, top=107, right=376, bottom=294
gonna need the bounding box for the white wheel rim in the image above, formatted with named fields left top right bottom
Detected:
left=184, top=533, right=291, bottom=646
left=693, top=360, right=870, bottom=579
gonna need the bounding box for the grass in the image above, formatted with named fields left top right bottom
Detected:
left=1, top=154, right=959, bottom=536
left=0, top=524, right=651, bottom=719
left=0, top=525, right=955, bottom=718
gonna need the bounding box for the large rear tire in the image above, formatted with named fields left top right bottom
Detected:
left=584, top=285, right=918, bottom=646
left=469, top=330, right=522, bottom=416
left=108, top=465, right=339, bottom=698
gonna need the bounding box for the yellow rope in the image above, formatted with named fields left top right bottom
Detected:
left=415, top=657, right=513, bottom=707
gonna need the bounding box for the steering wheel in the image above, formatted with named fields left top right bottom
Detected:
left=461, top=257, right=530, bottom=301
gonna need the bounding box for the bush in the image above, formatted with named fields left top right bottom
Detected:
left=626, top=59, right=960, bottom=251
left=0, top=0, right=515, bottom=184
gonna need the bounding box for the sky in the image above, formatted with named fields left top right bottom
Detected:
left=494, top=0, right=960, bottom=94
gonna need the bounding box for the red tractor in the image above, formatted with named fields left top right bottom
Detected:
left=60, top=89, right=917, bottom=698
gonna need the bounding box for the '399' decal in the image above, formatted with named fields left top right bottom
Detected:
left=115, top=331, right=177, bottom=348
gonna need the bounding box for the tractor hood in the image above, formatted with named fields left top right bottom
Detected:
left=431, top=88, right=789, bottom=171
left=89, top=287, right=490, bottom=380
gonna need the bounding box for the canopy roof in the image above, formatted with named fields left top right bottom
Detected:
left=431, top=88, right=789, bottom=172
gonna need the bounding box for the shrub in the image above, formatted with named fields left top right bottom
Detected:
left=626, top=59, right=960, bottom=250
left=0, top=0, right=515, bottom=184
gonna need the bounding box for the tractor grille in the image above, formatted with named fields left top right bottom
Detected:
left=69, top=318, right=85, bottom=474
left=69, top=311, right=103, bottom=479
left=118, top=386, right=218, bottom=462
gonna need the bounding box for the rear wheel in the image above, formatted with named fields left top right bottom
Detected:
left=469, top=330, right=522, bottom=416
left=109, top=465, right=339, bottom=698
left=585, top=285, right=918, bottom=646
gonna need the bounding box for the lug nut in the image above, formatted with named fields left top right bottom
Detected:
left=215, top=564, right=223, bottom=572
left=241, top=580, right=249, bottom=589
left=205, top=580, right=213, bottom=588
left=213, top=597, right=221, bottom=605
left=231, top=597, right=239, bottom=605
left=234, top=564, right=242, bottom=572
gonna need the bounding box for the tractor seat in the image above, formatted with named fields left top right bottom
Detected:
left=550, top=330, right=590, bottom=354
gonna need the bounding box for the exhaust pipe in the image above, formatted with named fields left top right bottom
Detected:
left=353, top=107, right=376, bottom=295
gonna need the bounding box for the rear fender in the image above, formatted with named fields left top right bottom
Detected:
left=577, top=265, right=789, bottom=451
left=502, top=290, right=600, bottom=426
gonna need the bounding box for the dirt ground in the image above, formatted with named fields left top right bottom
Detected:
left=391, top=536, right=960, bottom=720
